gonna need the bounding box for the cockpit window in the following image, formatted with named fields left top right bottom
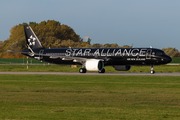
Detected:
left=156, top=52, right=165, bottom=55
left=156, top=52, right=162, bottom=55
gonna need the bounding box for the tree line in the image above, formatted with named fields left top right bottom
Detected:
left=0, top=20, right=179, bottom=58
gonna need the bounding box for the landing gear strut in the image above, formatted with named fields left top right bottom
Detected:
left=150, top=65, right=155, bottom=74
left=98, top=68, right=105, bottom=73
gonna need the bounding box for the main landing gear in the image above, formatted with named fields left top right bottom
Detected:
left=150, top=65, right=155, bottom=74
left=98, top=68, right=105, bottom=73
left=79, top=68, right=106, bottom=73
left=79, top=68, right=86, bottom=73
left=79, top=62, right=87, bottom=73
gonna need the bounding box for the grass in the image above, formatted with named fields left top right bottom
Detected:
left=0, top=58, right=47, bottom=64
left=0, top=75, right=180, bottom=119
left=171, top=57, right=180, bottom=63
left=0, top=64, right=180, bottom=73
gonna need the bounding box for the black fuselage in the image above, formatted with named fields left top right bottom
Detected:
left=22, top=47, right=172, bottom=66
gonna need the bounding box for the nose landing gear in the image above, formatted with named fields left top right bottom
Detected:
left=150, top=65, right=155, bottom=74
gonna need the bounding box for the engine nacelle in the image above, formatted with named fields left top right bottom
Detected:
left=113, top=65, right=131, bottom=71
left=85, top=59, right=104, bottom=71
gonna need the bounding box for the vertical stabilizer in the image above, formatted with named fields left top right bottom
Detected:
left=24, top=25, right=43, bottom=49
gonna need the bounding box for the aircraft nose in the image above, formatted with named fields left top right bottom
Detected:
left=165, top=56, right=172, bottom=63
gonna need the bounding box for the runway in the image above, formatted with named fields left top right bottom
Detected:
left=0, top=72, right=179, bottom=76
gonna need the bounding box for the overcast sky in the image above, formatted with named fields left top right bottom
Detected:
left=0, top=0, right=180, bottom=50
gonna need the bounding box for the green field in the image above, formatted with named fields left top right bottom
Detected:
left=0, top=58, right=47, bottom=64
left=0, top=75, right=180, bottom=120
left=171, top=57, right=180, bottom=63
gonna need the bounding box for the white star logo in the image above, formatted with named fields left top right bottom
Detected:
left=28, top=35, right=36, bottom=46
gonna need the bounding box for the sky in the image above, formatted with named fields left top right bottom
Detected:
left=0, top=0, right=180, bottom=50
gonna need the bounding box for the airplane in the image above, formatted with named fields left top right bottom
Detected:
left=21, top=25, right=172, bottom=74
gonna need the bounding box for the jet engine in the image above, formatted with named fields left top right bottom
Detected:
left=85, top=59, right=104, bottom=71
left=113, top=65, right=131, bottom=71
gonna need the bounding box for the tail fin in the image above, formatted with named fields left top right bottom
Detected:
left=24, top=25, right=43, bottom=49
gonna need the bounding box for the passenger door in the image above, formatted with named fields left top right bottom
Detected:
left=146, top=49, right=152, bottom=59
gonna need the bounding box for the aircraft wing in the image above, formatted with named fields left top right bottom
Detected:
left=21, top=51, right=104, bottom=63
left=40, top=53, right=104, bottom=62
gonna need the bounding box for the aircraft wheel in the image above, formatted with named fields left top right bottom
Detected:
left=151, top=70, right=155, bottom=74
left=98, top=68, right=105, bottom=73
left=79, top=68, right=86, bottom=73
